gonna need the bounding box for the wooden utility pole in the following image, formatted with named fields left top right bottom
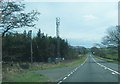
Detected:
left=29, top=30, right=33, bottom=64
left=0, top=34, right=2, bottom=84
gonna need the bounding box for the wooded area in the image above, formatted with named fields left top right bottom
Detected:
left=2, top=29, right=87, bottom=63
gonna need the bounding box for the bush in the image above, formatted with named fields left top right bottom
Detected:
left=19, top=63, right=30, bottom=69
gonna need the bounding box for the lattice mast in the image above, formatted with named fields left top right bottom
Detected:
left=56, top=17, right=60, bottom=58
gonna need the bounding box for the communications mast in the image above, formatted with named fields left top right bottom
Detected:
left=56, top=17, right=60, bottom=58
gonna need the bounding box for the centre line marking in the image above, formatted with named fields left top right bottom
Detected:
left=57, top=56, right=88, bottom=84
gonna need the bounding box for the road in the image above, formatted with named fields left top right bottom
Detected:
left=58, top=54, right=120, bottom=84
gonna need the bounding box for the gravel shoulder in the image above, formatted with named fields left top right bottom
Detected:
left=35, top=65, right=77, bottom=82
left=34, top=56, right=87, bottom=82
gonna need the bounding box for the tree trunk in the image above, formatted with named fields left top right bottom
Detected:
left=2, top=28, right=10, bottom=37
left=118, top=44, right=120, bottom=61
left=2, top=32, right=5, bottom=37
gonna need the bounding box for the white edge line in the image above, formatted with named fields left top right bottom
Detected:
left=57, top=81, right=62, bottom=84
left=68, top=74, right=70, bottom=77
left=63, top=77, right=67, bottom=80
left=91, top=55, right=120, bottom=75
left=70, top=72, right=73, bottom=74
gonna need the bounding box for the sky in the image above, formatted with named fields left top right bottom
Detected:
left=18, top=0, right=118, bottom=48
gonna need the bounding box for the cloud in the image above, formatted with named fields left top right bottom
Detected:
left=67, top=38, right=101, bottom=48
left=83, top=15, right=98, bottom=22
left=61, top=31, right=104, bottom=41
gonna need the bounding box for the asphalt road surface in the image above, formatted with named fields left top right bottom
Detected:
left=58, top=54, right=120, bottom=84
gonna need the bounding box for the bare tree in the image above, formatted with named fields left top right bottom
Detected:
left=102, top=26, right=120, bottom=46
left=102, top=26, right=120, bottom=60
left=0, top=0, right=40, bottom=37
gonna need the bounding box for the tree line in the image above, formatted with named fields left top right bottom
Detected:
left=2, top=29, right=87, bottom=62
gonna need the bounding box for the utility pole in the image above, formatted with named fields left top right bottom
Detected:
left=0, top=34, right=1, bottom=62
left=118, top=2, right=120, bottom=84
left=56, top=17, right=60, bottom=58
left=29, top=30, right=33, bottom=64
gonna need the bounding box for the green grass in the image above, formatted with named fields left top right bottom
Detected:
left=106, top=54, right=118, bottom=59
left=61, top=55, right=87, bottom=67
left=3, top=70, right=50, bottom=82
left=3, top=55, right=87, bottom=82
left=96, top=56, right=120, bottom=64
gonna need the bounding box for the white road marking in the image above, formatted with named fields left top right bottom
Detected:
left=63, top=77, right=67, bottom=80
left=91, top=55, right=120, bottom=75
left=68, top=74, right=70, bottom=77
left=75, top=68, right=77, bottom=71
left=57, top=81, right=62, bottom=84
left=104, top=67, right=107, bottom=70
left=112, top=72, right=115, bottom=75
left=57, top=56, right=88, bottom=84
left=82, top=57, right=88, bottom=65
left=70, top=72, right=73, bottom=74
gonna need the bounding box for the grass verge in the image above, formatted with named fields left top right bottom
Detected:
left=3, top=70, right=50, bottom=82
left=95, top=56, right=120, bottom=64
left=3, top=55, right=87, bottom=82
